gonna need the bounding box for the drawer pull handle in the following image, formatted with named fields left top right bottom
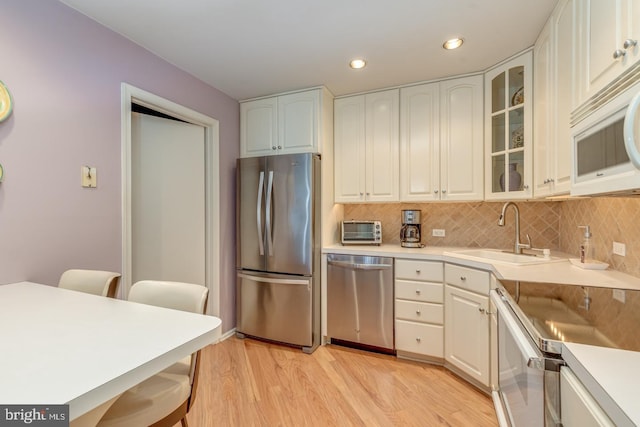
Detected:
left=478, top=308, right=494, bottom=315
left=415, top=289, right=421, bottom=295
left=614, top=49, right=626, bottom=60
left=416, top=310, right=421, bottom=315
left=460, top=276, right=467, bottom=281
left=416, top=337, right=421, bottom=342
left=416, top=269, right=421, bottom=274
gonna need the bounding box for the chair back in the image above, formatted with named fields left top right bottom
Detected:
left=128, top=280, right=209, bottom=412
left=59, top=269, right=121, bottom=298
left=128, top=280, right=208, bottom=314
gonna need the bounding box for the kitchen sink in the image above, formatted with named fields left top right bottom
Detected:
left=446, top=249, right=567, bottom=266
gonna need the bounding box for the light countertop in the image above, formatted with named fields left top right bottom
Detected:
left=322, top=244, right=640, bottom=291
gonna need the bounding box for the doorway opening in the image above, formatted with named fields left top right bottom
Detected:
left=121, top=84, right=220, bottom=318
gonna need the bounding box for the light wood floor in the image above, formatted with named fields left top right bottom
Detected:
left=180, top=337, right=498, bottom=426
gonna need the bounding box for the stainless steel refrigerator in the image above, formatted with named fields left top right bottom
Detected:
left=236, top=153, right=321, bottom=353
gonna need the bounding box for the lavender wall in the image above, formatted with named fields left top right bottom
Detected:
left=0, top=0, right=239, bottom=332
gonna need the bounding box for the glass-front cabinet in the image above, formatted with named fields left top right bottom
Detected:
left=485, top=51, right=533, bottom=199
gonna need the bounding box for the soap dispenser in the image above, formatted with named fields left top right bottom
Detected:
left=578, top=225, right=595, bottom=263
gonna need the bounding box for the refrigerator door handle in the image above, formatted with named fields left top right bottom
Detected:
left=257, top=171, right=265, bottom=256
left=265, top=170, right=274, bottom=256
left=238, top=273, right=310, bottom=288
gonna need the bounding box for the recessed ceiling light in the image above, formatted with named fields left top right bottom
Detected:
left=349, top=58, right=367, bottom=69
left=443, top=38, right=464, bottom=50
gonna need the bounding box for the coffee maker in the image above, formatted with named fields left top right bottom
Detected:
left=400, top=210, right=423, bottom=248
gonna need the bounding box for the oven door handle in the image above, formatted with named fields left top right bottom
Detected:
left=490, top=290, right=545, bottom=370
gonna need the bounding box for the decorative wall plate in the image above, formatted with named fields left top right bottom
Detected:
left=0, top=81, right=13, bottom=123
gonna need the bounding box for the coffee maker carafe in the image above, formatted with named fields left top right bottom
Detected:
left=400, top=210, right=423, bottom=248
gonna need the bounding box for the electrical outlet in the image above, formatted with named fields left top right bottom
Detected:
left=432, top=229, right=445, bottom=237
left=613, top=289, right=626, bottom=303
left=613, top=241, right=626, bottom=256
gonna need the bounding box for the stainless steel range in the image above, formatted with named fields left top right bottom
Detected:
left=491, top=281, right=640, bottom=427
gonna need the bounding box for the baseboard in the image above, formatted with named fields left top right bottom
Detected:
left=218, top=327, right=237, bottom=342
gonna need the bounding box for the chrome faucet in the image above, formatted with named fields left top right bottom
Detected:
left=497, top=201, right=531, bottom=254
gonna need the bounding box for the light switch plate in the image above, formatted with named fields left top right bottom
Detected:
left=613, top=241, right=626, bottom=256
left=81, top=166, right=97, bottom=188
left=432, top=229, right=445, bottom=237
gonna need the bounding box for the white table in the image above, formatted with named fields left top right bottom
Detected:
left=0, top=282, right=222, bottom=421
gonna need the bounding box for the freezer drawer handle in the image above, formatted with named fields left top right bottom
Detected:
left=328, top=260, right=392, bottom=270
left=238, top=273, right=310, bottom=287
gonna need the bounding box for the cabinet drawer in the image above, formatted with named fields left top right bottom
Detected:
left=395, top=279, right=443, bottom=303
left=395, top=259, right=443, bottom=282
left=395, top=320, right=443, bottom=357
left=396, top=300, right=443, bottom=324
left=445, top=263, right=490, bottom=294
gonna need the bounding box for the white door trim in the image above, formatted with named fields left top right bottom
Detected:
left=121, top=83, right=220, bottom=318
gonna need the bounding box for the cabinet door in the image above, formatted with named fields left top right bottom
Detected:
left=240, top=97, right=278, bottom=157
left=485, top=52, right=533, bottom=200
left=399, top=83, right=440, bottom=201
left=334, top=96, right=366, bottom=202
left=440, top=75, right=484, bottom=201
left=560, top=367, right=615, bottom=427
left=444, top=284, right=490, bottom=386
left=365, top=89, right=400, bottom=202
left=552, top=0, right=574, bottom=195
left=278, top=90, right=319, bottom=154
left=534, top=18, right=554, bottom=198
left=577, top=0, right=640, bottom=104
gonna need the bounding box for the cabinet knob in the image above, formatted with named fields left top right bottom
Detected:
left=272, top=146, right=277, bottom=150
left=277, top=145, right=282, bottom=149
left=416, top=337, right=421, bottom=343
left=416, top=310, right=421, bottom=315
left=479, top=308, right=486, bottom=314
left=415, top=289, right=421, bottom=295
left=543, top=179, right=549, bottom=184
left=416, top=269, right=421, bottom=274
left=366, top=192, right=370, bottom=196
left=434, top=189, right=439, bottom=194
left=442, top=189, right=447, bottom=194
left=523, top=185, right=529, bottom=190
left=624, top=39, right=637, bottom=50
left=460, top=276, right=467, bottom=281
left=613, top=49, right=626, bottom=60
left=359, top=192, right=364, bottom=196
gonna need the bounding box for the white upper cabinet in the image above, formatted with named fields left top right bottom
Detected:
left=400, top=76, right=484, bottom=202
left=334, top=95, right=366, bottom=203
left=240, top=87, right=330, bottom=157
left=240, top=97, right=278, bottom=157
left=400, top=83, right=440, bottom=201
left=485, top=51, right=533, bottom=200
left=439, top=76, right=484, bottom=201
left=334, top=89, right=399, bottom=203
left=575, top=0, right=640, bottom=108
left=534, top=0, right=574, bottom=198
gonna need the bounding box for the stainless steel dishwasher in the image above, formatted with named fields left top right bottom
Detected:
left=327, top=254, right=394, bottom=353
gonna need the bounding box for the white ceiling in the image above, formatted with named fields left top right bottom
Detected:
left=60, top=0, right=558, bottom=101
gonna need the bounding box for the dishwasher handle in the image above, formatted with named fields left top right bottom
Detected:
left=328, top=260, right=393, bottom=270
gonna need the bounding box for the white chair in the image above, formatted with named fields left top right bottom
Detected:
left=97, top=280, right=209, bottom=427
left=58, top=269, right=121, bottom=298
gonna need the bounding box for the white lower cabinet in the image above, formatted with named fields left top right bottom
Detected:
left=560, top=367, right=615, bottom=427
left=395, top=259, right=443, bottom=359
left=444, top=264, right=491, bottom=387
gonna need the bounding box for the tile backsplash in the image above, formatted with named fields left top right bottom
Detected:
left=342, top=197, right=640, bottom=278
left=343, top=201, right=561, bottom=250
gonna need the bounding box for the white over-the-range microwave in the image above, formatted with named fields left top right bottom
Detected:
left=571, top=77, right=640, bottom=196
